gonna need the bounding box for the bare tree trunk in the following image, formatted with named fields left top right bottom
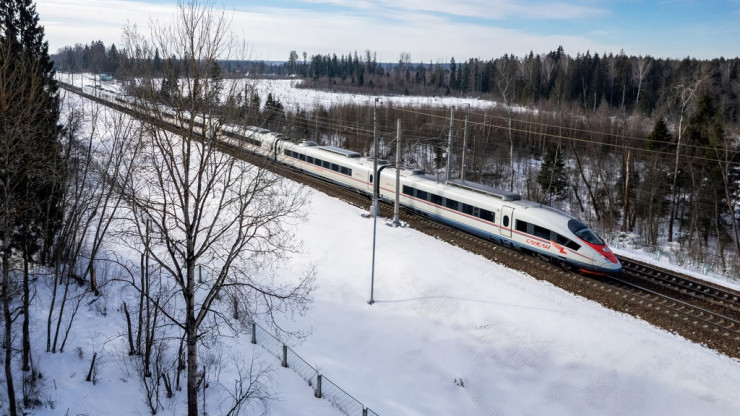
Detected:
left=668, top=110, right=684, bottom=242
left=22, top=246, right=31, bottom=372
left=123, top=302, right=136, bottom=355
left=3, top=249, right=18, bottom=416
left=46, top=263, right=60, bottom=352
left=621, top=150, right=631, bottom=233
left=570, top=138, right=601, bottom=221
left=669, top=74, right=709, bottom=242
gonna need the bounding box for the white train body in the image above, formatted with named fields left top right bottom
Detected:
left=94, top=90, right=621, bottom=274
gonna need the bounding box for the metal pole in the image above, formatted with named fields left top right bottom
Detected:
left=393, top=118, right=401, bottom=226
left=369, top=206, right=377, bottom=305
left=446, top=106, right=455, bottom=183
left=369, top=98, right=380, bottom=305
left=461, top=105, right=469, bottom=182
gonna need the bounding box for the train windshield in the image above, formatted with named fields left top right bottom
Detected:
left=568, top=219, right=604, bottom=245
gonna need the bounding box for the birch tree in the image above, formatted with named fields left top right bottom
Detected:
left=121, top=2, right=315, bottom=414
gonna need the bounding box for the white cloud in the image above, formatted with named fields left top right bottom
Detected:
left=231, top=6, right=618, bottom=62
left=37, top=0, right=176, bottom=51
left=294, top=0, right=607, bottom=20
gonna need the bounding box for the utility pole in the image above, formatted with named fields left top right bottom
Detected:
left=446, top=106, right=455, bottom=183
left=393, top=118, right=402, bottom=226
left=369, top=97, right=380, bottom=305
left=461, top=105, right=469, bottom=182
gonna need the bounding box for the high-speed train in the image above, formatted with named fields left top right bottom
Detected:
left=92, top=87, right=621, bottom=275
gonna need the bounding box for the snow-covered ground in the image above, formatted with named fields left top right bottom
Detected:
left=57, top=72, right=524, bottom=113
left=27, top=76, right=740, bottom=416
left=29, top=177, right=740, bottom=416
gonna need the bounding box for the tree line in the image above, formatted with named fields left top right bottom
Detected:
left=289, top=47, right=740, bottom=123
left=53, top=41, right=740, bottom=125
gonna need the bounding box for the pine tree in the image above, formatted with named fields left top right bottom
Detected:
left=449, top=57, right=457, bottom=90
left=107, top=43, right=119, bottom=73
left=646, top=116, right=672, bottom=151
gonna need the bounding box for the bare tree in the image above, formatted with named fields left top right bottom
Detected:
left=120, top=2, right=315, bottom=414
left=495, top=55, right=519, bottom=190
left=667, top=71, right=709, bottom=242
left=631, top=56, right=652, bottom=107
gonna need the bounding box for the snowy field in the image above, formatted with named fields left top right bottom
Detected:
left=57, top=72, right=522, bottom=113
left=29, top=76, right=740, bottom=415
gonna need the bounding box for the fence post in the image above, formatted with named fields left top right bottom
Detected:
left=251, top=322, right=256, bottom=344
left=282, top=345, right=288, bottom=368
left=315, top=374, right=322, bottom=398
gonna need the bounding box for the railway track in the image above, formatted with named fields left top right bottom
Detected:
left=620, top=258, right=740, bottom=315
left=64, top=83, right=740, bottom=359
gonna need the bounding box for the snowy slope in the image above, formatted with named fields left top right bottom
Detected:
left=266, top=188, right=740, bottom=416
left=29, top=183, right=740, bottom=415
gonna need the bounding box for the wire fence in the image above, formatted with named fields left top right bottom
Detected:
left=250, top=321, right=379, bottom=416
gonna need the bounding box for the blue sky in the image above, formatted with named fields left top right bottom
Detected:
left=36, top=0, right=740, bottom=62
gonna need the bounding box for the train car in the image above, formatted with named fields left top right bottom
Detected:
left=372, top=166, right=620, bottom=274
left=278, top=140, right=378, bottom=192
left=91, top=89, right=619, bottom=274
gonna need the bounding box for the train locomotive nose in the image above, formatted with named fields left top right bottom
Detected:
left=598, top=248, right=622, bottom=273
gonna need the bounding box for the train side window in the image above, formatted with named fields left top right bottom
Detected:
left=313, top=158, right=322, bottom=166
left=554, top=233, right=581, bottom=251
left=299, top=153, right=306, bottom=161
left=445, top=198, right=459, bottom=210
left=462, top=203, right=474, bottom=215
left=503, top=215, right=509, bottom=227
left=480, top=209, right=494, bottom=222
left=331, top=163, right=339, bottom=172
left=307, top=156, right=314, bottom=164
left=515, top=220, right=528, bottom=232
left=566, top=241, right=581, bottom=251
left=416, top=189, right=428, bottom=200
left=430, top=194, right=442, bottom=205
left=323, top=160, right=331, bottom=169
left=533, top=225, right=550, bottom=239
left=402, top=185, right=414, bottom=196
left=340, top=166, right=350, bottom=175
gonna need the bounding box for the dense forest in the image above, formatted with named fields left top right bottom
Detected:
left=53, top=43, right=740, bottom=122
left=51, top=41, right=740, bottom=275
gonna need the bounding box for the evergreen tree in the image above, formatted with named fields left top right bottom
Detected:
left=646, top=116, right=672, bottom=151
left=152, top=47, right=162, bottom=73
left=107, top=43, right=119, bottom=73
left=449, top=57, right=457, bottom=90
left=1, top=0, right=64, bottom=261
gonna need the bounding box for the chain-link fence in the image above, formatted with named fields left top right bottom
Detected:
left=250, top=321, right=379, bottom=416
